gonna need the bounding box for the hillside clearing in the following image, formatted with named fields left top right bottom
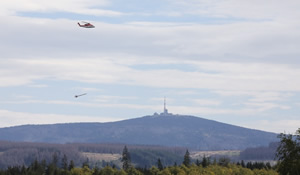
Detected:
left=81, top=152, right=121, bottom=162
left=191, top=150, right=241, bottom=159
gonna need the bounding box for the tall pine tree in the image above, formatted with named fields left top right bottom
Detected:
left=61, top=154, right=68, bottom=170
left=202, top=155, right=209, bottom=168
left=157, top=158, right=163, bottom=170
left=121, top=146, right=131, bottom=171
left=183, top=149, right=191, bottom=167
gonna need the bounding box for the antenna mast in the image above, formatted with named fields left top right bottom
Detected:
left=164, top=97, right=166, bottom=112
left=163, top=97, right=168, bottom=115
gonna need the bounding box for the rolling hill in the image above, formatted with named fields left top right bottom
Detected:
left=0, top=114, right=278, bottom=150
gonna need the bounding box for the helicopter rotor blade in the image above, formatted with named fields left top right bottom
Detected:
left=74, top=93, right=87, bottom=98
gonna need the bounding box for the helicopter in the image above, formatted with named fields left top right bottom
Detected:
left=77, top=21, right=95, bottom=28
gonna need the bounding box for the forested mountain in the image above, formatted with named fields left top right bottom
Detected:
left=239, top=142, right=279, bottom=160
left=0, top=114, right=278, bottom=150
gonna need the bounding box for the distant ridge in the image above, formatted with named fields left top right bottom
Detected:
left=0, top=114, right=277, bottom=150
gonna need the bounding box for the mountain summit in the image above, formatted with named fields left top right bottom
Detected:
left=0, top=113, right=277, bottom=150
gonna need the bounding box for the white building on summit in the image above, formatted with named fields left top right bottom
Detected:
left=154, top=97, right=172, bottom=116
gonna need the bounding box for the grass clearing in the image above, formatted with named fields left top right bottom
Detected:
left=81, top=152, right=121, bottom=162
left=191, top=150, right=241, bottom=159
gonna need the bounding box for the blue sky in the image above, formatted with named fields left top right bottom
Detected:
left=1, top=0, right=300, bottom=133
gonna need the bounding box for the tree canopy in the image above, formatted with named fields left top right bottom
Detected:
left=276, top=128, right=300, bottom=175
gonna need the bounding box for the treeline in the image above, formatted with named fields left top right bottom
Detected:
left=0, top=142, right=84, bottom=169
left=0, top=156, right=278, bottom=175
left=0, top=141, right=185, bottom=169
left=0, top=140, right=280, bottom=169
left=194, top=156, right=275, bottom=171
left=130, top=149, right=183, bottom=168
left=0, top=142, right=185, bottom=155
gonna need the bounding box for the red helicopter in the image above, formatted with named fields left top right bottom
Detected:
left=78, top=21, right=95, bottom=28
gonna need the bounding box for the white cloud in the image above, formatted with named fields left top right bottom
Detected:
left=0, top=99, right=160, bottom=111
left=2, top=0, right=300, bottom=22
left=0, top=0, right=122, bottom=16
left=243, top=102, right=291, bottom=112
left=0, top=109, right=120, bottom=128
left=27, top=84, right=48, bottom=88
left=2, top=58, right=300, bottom=93
left=2, top=14, right=300, bottom=66
left=93, top=95, right=138, bottom=103
left=168, top=0, right=300, bottom=21
left=214, top=90, right=293, bottom=108
left=191, top=99, right=221, bottom=106
left=73, top=87, right=103, bottom=93
left=0, top=97, right=260, bottom=117
left=248, top=92, right=292, bottom=103
left=242, top=119, right=300, bottom=133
